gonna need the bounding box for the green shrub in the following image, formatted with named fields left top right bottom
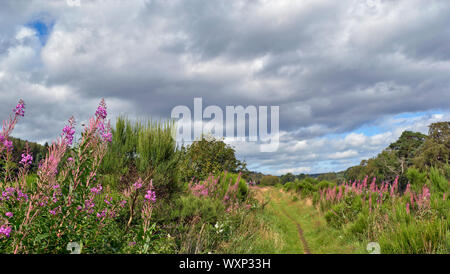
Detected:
left=406, top=167, right=427, bottom=192
left=283, top=182, right=295, bottom=191
left=295, top=180, right=316, bottom=197
left=100, top=116, right=180, bottom=198
left=169, top=195, right=225, bottom=224
left=317, top=180, right=335, bottom=190
left=325, top=195, right=362, bottom=229
left=429, top=167, right=449, bottom=193
left=177, top=136, right=247, bottom=183
left=346, top=211, right=369, bottom=239
left=260, top=175, right=280, bottom=186
left=378, top=219, right=448, bottom=254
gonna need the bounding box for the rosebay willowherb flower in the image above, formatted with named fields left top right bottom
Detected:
left=62, top=116, right=76, bottom=146
left=20, top=152, right=33, bottom=166
left=13, top=100, right=25, bottom=117
left=95, top=99, right=108, bottom=119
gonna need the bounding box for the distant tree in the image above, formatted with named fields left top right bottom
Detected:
left=344, top=165, right=366, bottom=181
left=343, top=122, right=450, bottom=184
left=280, top=172, right=296, bottom=184
left=296, top=173, right=307, bottom=180
left=414, top=122, right=450, bottom=170
left=388, top=131, right=426, bottom=172
left=366, top=150, right=402, bottom=181
left=260, top=175, right=280, bottom=186
left=178, top=136, right=248, bottom=182
left=317, top=172, right=338, bottom=182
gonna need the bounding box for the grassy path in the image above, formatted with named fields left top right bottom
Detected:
left=279, top=207, right=311, bottom=254
left=253, top=186, right=365, bottom=254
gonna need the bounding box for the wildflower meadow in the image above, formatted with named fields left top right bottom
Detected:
left=0, top=99, right=448, bottom=254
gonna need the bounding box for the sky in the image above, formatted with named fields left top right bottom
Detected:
left=0, top=0, right=449, bottom=175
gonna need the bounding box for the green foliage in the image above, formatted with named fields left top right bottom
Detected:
left=324, top=195, right=362, bottom=229
left=280, top=172, right=295, bottom=184
left=317, top=172, right=339, bottom=182
left=317, top=180, right=335, bottom=190
left=294, top=180, right=316, bottom=197
left=346, top=211, right=369, bottom=239
left=0, top=137, right=47, bottom=175
left=220, top=172, right=249, bottom=201
left=429, top=167, right=449, bottom=193
left=260, top=175, right=280, bottom=186
left=178, top=136, right=248, bottom=182
left=166, top=195, right=225, bottom=224
left=388, top=131, right=427, bottom=167
left=414, top=122, right=450, bottom=170
left=100, top=116, right=180, bottom=198
left=406, top=167, right=427, bottom=192
left=283, top=182, right=295, bottom=191
left=378, top=219, right=449, bottom=254
left=344, top=123, right=449, bottom=182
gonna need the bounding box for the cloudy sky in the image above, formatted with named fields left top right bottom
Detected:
left=1, top=0, right=449, bottom=175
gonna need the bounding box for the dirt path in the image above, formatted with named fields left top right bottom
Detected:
left=251, top=186, right=362, bottom=254
left=279, top=207, right=311, bottom=254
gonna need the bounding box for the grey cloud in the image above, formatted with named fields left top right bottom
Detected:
left=0, top=0, right=449, bottom=173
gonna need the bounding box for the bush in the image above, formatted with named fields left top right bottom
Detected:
left=260, top=175, right=280, bottom=186
left=429, top=167, right=449, bottom=193
left=406, top=167, right=427, bottom=192
left=100, top=116, right=180, bottom=198
left=317, top=180, right=335, bottom=190
left=177, top=137, right=248, bottom=183
left=378, top=219, right=448, bottom=254
left=295, top=180, right=316, bottom=197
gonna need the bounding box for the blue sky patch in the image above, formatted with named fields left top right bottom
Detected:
left=26, top=19, right=54, bottom=46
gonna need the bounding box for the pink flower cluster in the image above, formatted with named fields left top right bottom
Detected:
left=320, top=176, right=400, bottom=204
left=13, top=100, right=25, bottom=117
left=133, top=178, right=143, bottom=190
left=1, top=99, right=26, bottom=155
left=0, top=134, right=13, bottom=153
left=97, top=121, right=112, bottom=143
left=320, top=176, right=433, bottom=215
left=144, top=190, right=156, bottom=203
left=62, top=117, right=76, bottom=146
left=20, top=152, right=33, bottom=166
left=90, top=184, right=103, bottom=194
left=95, top=103, right=107, bottom=119
left=0, top=225, right=12, bottom=238
left=188, top=172, right=246, bottom=212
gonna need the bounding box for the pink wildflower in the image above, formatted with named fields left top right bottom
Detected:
left=133, top=178, right=143, bottom=190
left=95, top=99, right=108, bottom=119
left=90, top=184, right=103, bottom=194
left=144, top=189, right=156, bottom=203
left=62, top=117, right=76, bottom=146
left=13, top=100, right=25, bottom=117
left=0, top=225, right=12, bottom=238
left=20, top=152, right=33, bottom=166
left=119, top=200, right=127, bottom=208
